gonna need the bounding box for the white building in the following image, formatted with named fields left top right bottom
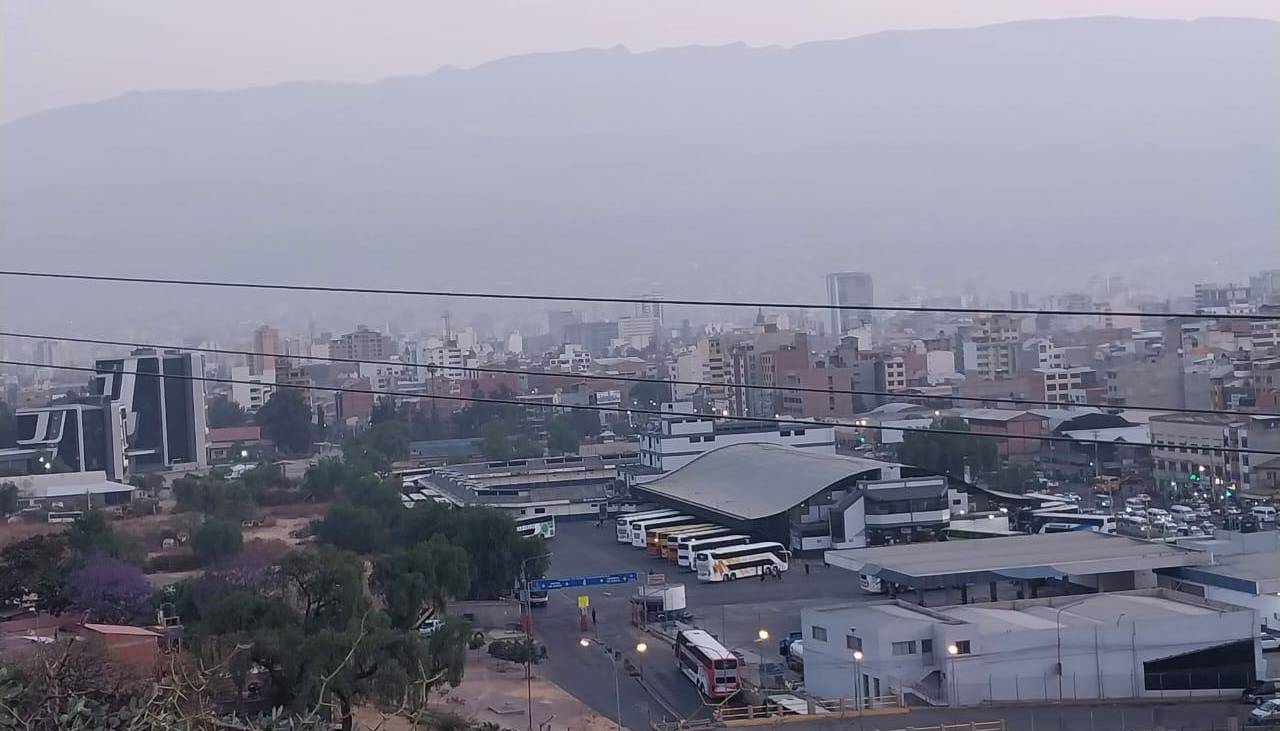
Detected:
left=549, top=345, right=593, bottom=372
left=358, top=358, right=405, bottom=393
left=231, top=366, right=276, bottom=412
left=801, top=589, right=1259, bottom=706
left=618, top=316, right=659, bottom=349
left=630, top=415, right=835, bottom=485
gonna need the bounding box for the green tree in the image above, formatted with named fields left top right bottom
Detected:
left=371, top=535, right=470, bottom=629
left=0, top=481, right=17, bottom=516
left=546, top=415, right=580, bottom=455
left=343, top=420, right=409, bottom=475
left=0, top=400, right=16, bottom=448
left=479, top=420, right=513, bottom=460
left=257, top=389, right=313, bottom=455
left=453, top=509, right=547, bottom=599
left=314, top=505, right=385, bottom=554
left=67, top=510, right=143, bottom=564
left=370, top=395, right=398, bottom=425
left=192, top=519, right=244, bottom=565
left=0, top=534, right=72, bottom=613
left=207, top=394, right=248, bottom=427
left=301, top=457, right=347, bottom=501
left=990, top=462, right=1040, bottom=494
left=278, top=546, right=367, bottom=632
left=626, top=380, right=671, bottom=410
left=897, top=417, right=997, bottom=479
left=171, top=473, right=256, bottom=521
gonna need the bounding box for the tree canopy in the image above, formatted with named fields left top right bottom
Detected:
left=256, top=389, right=313, bottom=454
left=69, top=555, right=153, bottom=624
left=207, top=394, right=248, bottom=428
left=896, top=417, right=997, bottom=479
left=192, top=519, right=244, bottom=566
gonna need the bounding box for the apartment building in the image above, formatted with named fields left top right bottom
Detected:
left=1149, top=413, right=1280, bottom=496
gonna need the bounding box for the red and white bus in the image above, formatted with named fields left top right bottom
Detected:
left=675, top=629, right=739, bottom=699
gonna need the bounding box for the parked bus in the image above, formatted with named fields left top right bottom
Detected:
left=647, top=523, right=716, bottom=555
left=675, top=629, right=739, bottom=699
left=615, top=509, right=678, bottom=543
left=1031, top=512, right=1116, bottom=535
left=695, top=542, right=790, bottom=582
left=679, top=534, right=750, bottom=569
left=663, top=526, right=733, bottom=561
left=515, top=514, right=556, bottom=540
left=630, top=515, right=696, bottom=548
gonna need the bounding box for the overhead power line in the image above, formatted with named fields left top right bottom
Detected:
left=3, top=358, right=1277, bottom=457
left=1, top=330, right=1271, bottom=420
left=1, top=269, right=1275, bottom=321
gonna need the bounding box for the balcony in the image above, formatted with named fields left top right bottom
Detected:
left=864, top=508, right=950, bottom=527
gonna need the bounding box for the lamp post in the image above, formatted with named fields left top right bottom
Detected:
left=521, top=553, right=552, bottom=731
left=946, top=644, right=959, bottom=705
left=852, top=649, right=864, bottom=721
left=580, top=637, right=646, bottom=731
left=1054, top=604, right=1071, bottom=701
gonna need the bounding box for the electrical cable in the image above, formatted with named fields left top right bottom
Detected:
left=1, top=269, right=1276, bottom=321
left=4, top=358, right=1277, bottom=457
left=1, top=329, right=1271, bottom=420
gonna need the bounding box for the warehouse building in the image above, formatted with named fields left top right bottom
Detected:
left=801, top=589, right=1260, bottom=706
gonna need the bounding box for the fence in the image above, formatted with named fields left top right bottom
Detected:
left=713, top=694, right=908, bottom=725
left=943, top=671, right=1249, bottom=706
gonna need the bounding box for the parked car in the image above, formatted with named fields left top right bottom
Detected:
left=1249, top=698, right=1280, bottom=724
left=1136, top=493, right=1152, bottom=504
left=416, top=619, right=445, bottom=637
left=1263, top=635, right=1280, bottom=652
left=1251, top=506, right=1277, bottom=523
left=1243, top=679, right=1280, bottom=704
left=1225, top=505, right=1243, bottom=516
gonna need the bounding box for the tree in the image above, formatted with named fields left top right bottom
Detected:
left=343, top=420, right=409, bottom=475
left=69, top=555, right=153, bottom=624
left=0, top=481, right=17, bottom=516
left=192, top=519, right=244, bottom=566
left=314, top=505, right=385, bottom=554
left=370, top=395, right=398, bottom=425
left=897, top=417, right=997, bottom=479
left=301, top=457, right=347, bottom=501
left=171, top=473, right=256, bottom=521
left=0, top=534, right=72, bottom=613
left=0, top=400, right=17, bottom=448
left=371, top=535, right=470, bottom=629
left=278, top=546, right=367, bottom=632
left=257, top=389, right=313, bottom=455
left=626, top=380, right=671, bottom=410
left=453, top=509, right=546, bottom=600
left=207, top=394, right=248, bottom=428
left=990, top=462, right=1040, bottom=494
left=67, top=510, right=143, bottom=564
left=479, top=420, right=513, bottom=460
left=546, top=415, right=580, bottom=455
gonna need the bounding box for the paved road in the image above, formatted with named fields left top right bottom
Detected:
left=531, top=521, right=1265, bottom=731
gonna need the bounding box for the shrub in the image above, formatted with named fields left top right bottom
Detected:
left=147, top=551, right=203, bottom=573
left=486, top=638, right=545, bottom=664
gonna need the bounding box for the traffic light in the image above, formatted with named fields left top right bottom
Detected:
left=1188, top=472, right=1199, bottom=482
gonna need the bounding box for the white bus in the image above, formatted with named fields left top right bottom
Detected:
left=515, top=514, right=556, bottom=540
left=675, top=629, right=739, bottom=699
left=1032, top=512, right=1116, bottom=535
left=647, top=523, right=716, bottom=556
left=664, top=527, right=733, bottom=562
left=695, top=542, right=790, bottom=582
left=615, top=509, right=678, bottom=543
left=678, top=534, right=750, bottom=569
left=630, top=515, right=696, bottom=548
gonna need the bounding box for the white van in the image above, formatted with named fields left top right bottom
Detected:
left=1124, top=497, right=1145, bottom=511
left=1251, top=506, right=1277, bottom=523
left=1169, top=505, right=1195, bottom=522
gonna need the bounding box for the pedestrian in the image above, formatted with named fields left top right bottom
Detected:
left=760, top=570, right=766, bottom=583
left=804, top=562, right=810, bottom=576
left=591, top=607, right=597, bottom=626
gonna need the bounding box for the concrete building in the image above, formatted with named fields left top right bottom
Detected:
left=959, top=315, right=1022, bottom=380
left=631, top=415, right=835, bottom=483
left=329, top=325, right=394, bottom=362
left=230, top=366, right=275, bottom=412
left=1034, top=366, right=1102, bottom=405
left=1149, top=413, right=1280, bottom=498
left=418, top=453, right=633, bottom=520
left=800, top=589, right=1258, bottom=706
left=1195, top=282, right=1252, bottom=314
left=91, top=350, right=207, bottom=473
left=826, top=272, right=874, bottom=335
left=250, top=325, right=281, bottom=375
left=1158, top=531, right=1280, bottom=631
left=563, top=321, right=619, bottom=357
left=960, top=409, right=1049, bottom=459
left=618, top=316, right=659, bottom=349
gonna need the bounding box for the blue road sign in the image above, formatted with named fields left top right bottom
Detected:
left=529, top=571, right=638, bottom=592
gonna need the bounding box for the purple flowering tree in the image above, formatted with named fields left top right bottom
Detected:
left=69, top=555, right=153, bottom=625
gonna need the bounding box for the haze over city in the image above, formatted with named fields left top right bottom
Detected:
left=1, top=3, right=1279, bottom=731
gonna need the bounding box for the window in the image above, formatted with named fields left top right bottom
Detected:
left=534, top=508, right=546, bottom=514
left=811, top=625, right=828, bottom=642
left=846, top=635, right=862, bottom=652
left=953, top=640, right=971, bottom=655
left=891, top=641, right=916, bottom=656
left=921, top=639, right=933, bottom=654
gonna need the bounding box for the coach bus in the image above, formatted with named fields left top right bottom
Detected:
left=515, top=514, right=556, bottom=540
left=1031, top=512, right=1116, bottom=535
left=675, top=629, right=739, bottom=699
left=663, top=526, right=733, bottom=561
left=615, top=509, right=678, bottom=543
left=694, top=542, right=790, bottom=582
left=647, top=523, right=717, bottom=555
left=678, top=534, right=750, bottom=569
left=630, top=514, right=697, bottom=548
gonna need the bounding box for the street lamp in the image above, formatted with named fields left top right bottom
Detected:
left=946, top=644, right=959, bottom=705
left=579, top=637, right=646, bottom=731
left=520, top=553, right=552, bottom=731
left=852, top=650, right=864, bottom=714
left=757, top=628, right=770, bottom=641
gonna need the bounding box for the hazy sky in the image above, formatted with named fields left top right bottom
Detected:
left=3, top=0, right=1278, bottom=123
